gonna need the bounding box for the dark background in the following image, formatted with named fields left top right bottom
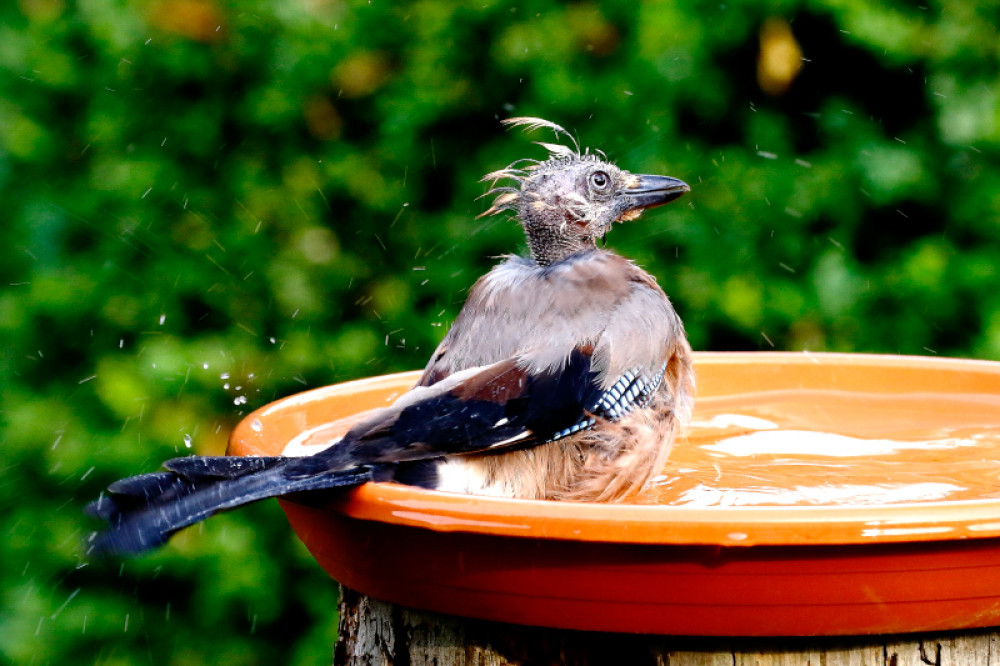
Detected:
left=3, top=0, right=999, bottom=663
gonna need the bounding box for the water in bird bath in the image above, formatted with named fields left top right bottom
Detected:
left=649, top=385, right=1000, bottom=508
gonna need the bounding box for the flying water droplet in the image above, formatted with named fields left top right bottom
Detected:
left=183, top=434, right=192, bottom=448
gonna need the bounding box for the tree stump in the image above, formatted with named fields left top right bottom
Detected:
left=334, top=586, right=1000, bottom=666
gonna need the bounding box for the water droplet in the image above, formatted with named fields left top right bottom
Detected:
left=202, top=363, right=209, bottom=369
left=183, top=434, right=192, bottom=448
left=220, top=372, right=230, bottom=379
left=223, top=383, right=230, bottom=390
left=251, top=419, right=263, bottom=432
left=159, top=314, right=166, bottom=325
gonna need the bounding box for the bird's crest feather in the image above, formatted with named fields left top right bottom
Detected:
left=481, top=117, right=586, bottom=218
left=501, top=117, right=580, bottom=153
left=534, top=142, right=578, bottom=159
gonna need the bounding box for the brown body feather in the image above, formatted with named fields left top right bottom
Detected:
left=424, top=249, right=694, bottom=502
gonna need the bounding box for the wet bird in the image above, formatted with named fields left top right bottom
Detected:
left=86, top=117, right=694, bottom=555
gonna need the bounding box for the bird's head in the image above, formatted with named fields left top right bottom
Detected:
left=481, top=117, right=690, bottom=266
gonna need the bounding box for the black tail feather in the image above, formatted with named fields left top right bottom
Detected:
left=163, top=455, right=287, bottom=480
left=86, top=472, right=196, bottom=523
left=86, top=455, right=376, bottom=556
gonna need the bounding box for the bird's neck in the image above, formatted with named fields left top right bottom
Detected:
left=525, top=226, right=596, bottom=266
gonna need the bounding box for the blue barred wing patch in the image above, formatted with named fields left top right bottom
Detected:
left=549, top=361, right=667, bottom=442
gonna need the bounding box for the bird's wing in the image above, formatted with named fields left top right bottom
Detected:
left=290, top=347, right=673, bottom=482
left=289, top=345, right=605, bottom=475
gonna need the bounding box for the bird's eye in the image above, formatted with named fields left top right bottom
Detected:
left=589, top=171, right=610, bottom=190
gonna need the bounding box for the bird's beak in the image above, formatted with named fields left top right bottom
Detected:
left=625, top=174, right=690, bottom=212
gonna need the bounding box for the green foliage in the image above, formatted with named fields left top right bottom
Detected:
left=2, top=0, right=999, bottom=662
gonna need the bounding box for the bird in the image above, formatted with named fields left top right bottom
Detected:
left=86, top=117, right=694, bottom=555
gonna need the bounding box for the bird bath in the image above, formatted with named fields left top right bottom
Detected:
left=228, top=352, right=1000, bottom=636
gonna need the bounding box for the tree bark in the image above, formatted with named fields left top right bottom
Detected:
left=334, top=586, right=1000, bottom=665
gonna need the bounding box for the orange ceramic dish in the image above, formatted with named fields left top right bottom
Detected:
left=228, top=352, right=1000, bottom=636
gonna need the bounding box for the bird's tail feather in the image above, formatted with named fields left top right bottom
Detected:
left=85, top=455, right=375, bottom=556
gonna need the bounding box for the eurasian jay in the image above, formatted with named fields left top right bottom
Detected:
left=87, top=118, right=694, bottom=555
